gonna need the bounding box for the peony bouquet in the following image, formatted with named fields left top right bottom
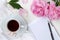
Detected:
left=31, top=0, right=60, bottom=20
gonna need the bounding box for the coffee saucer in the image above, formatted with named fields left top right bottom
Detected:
left=0, top=13, right=28, bottom=39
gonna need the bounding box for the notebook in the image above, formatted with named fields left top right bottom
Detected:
left=29, top=18, right=52, bottom=40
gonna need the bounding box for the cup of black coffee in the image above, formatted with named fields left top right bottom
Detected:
left=1, top=13, right=28, bottom=39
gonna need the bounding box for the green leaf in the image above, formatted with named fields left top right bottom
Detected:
left=10, top=0, right=19, bottom=2
left=53, top=0, right=60, bottom=6
left=9, top=2, right=22, bottom=9
left=55, top=1, right=60, bottom=6
left=58, top=2, right=60, bottom=6
left=56, top=2, right=59, bottom=6
left=53, top=0, right=57, bottom=2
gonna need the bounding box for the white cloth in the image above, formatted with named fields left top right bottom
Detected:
left=0, top=31, right=35, bottom=40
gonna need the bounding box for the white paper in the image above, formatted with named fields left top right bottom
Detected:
left=29, top=18, right=60, bottom=40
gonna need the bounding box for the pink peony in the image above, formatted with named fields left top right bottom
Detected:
left=47, top=1, right=60, bottom=20
left=31, top=0, right=60, bottom=20
left=19, top=8, right=28, bottom=16
left=47, top=1, right=58, bottom=20
left=31, top=0, right=48, bottom=17
left=56, top=6, right=60, bottom=19
left=22, top=0, right=28, bottom=4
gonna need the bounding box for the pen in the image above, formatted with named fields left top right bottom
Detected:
left=48, top=22, right=54, bottom=40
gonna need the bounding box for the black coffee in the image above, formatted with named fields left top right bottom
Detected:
left=7, top=20, right=19, bottom=32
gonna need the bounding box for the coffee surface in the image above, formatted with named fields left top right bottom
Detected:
left=7, top=20, right=19, bottom=32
